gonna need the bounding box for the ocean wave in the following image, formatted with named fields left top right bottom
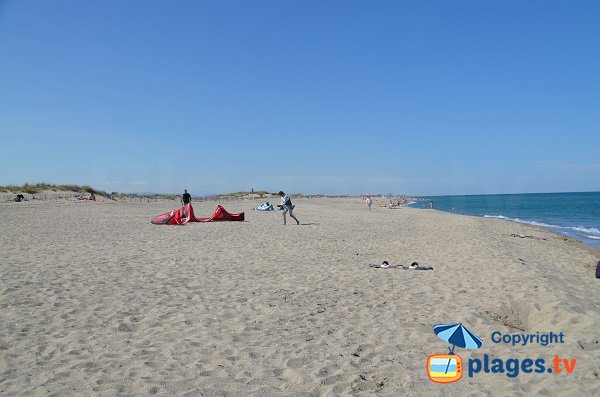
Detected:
left=483, top=215, right=600, bottom=236
left=572, top=226, right=600, bottom=235
left=587, top=236, right=600, bottom=240
left=483, top=215, right=555, bottom=228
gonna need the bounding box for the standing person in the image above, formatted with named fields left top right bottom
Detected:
left=181, top=189, right=192, bottom=207
left=429, top=200, right=434, bottom=209
left=366, top=195, right=373, bottom=210
left=181, top=189, right=192, bottom=221
left=278, top=191, right=300, bottom=225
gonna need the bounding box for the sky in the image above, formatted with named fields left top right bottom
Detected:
left=1, top=0, right=599, bottom=196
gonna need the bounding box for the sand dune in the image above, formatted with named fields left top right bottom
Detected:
left=1, top=198, right=598, bottom=396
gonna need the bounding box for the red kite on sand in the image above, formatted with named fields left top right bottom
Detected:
left=151, top=203, right=244, bottom=225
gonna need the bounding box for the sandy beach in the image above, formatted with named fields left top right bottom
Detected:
left=1, top=197, right=599, bottom=396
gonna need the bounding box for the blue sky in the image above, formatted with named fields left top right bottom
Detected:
left=1, top=0, right=599, bottom=195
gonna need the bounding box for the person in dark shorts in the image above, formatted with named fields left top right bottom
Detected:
left=278, top=191, right=300, bottom=225
left=181, top=189, right=192, bottom=220
left=181, top=189, right=192, bottom=206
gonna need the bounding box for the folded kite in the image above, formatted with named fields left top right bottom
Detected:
left=151, top=203, right=244, bottom=225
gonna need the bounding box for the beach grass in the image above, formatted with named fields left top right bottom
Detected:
left=0, top=183, right=108, bottom=196
left=112, top=192, right=179, bottom=200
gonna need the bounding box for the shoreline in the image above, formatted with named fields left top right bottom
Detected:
left=430, top=207, right=600, bottom=257
left=410, top=193, right=600, bottom=250
left=424, top=207, right=600, bottom=255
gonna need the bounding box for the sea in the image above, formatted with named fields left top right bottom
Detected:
left=409, top=192, right=600, bottom=249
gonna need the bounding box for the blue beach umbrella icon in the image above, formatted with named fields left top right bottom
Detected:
left=433, top=323, right=483, bottom=374
left=434, top=323, right=483, bottom=353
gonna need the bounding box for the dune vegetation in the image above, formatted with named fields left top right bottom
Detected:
left=0, top=183, right=108, bottom=196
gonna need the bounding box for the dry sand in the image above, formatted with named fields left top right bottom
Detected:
left=1, top=198, right=599, bottom=396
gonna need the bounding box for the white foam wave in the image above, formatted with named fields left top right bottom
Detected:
left=484, top=215, right=554, bottom=228
left=572, top=226, right=600, bottom=235
left=587, top=235, right=600, bottom=240
left=483, top=215, right=600, bottom=236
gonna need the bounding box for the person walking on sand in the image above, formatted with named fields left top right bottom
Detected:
left=279, top=191, right=300, bottom=225
left=181, top=189, right=192, bottom=207
left=366, top=195, right=373, bottom=211
left=181, top=189, right=192, bottom=220
left=180, top=189, right=192, bottom=208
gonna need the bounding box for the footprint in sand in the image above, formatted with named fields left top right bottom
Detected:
left=286, top=357, right=309, bottom=369
left=577, top=339, right=600, bottom=351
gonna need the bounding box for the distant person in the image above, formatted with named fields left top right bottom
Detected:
left=181, top=189, right=192, bottom=221
left=366, top=196, right=373, bottom=211
left=89, top=193, right=96, bottom=201
left=278, top=191, right=300, bottom=225
left=429, top=200, right=433, bottom=209
left=181, top=189, right=192, bottom=206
